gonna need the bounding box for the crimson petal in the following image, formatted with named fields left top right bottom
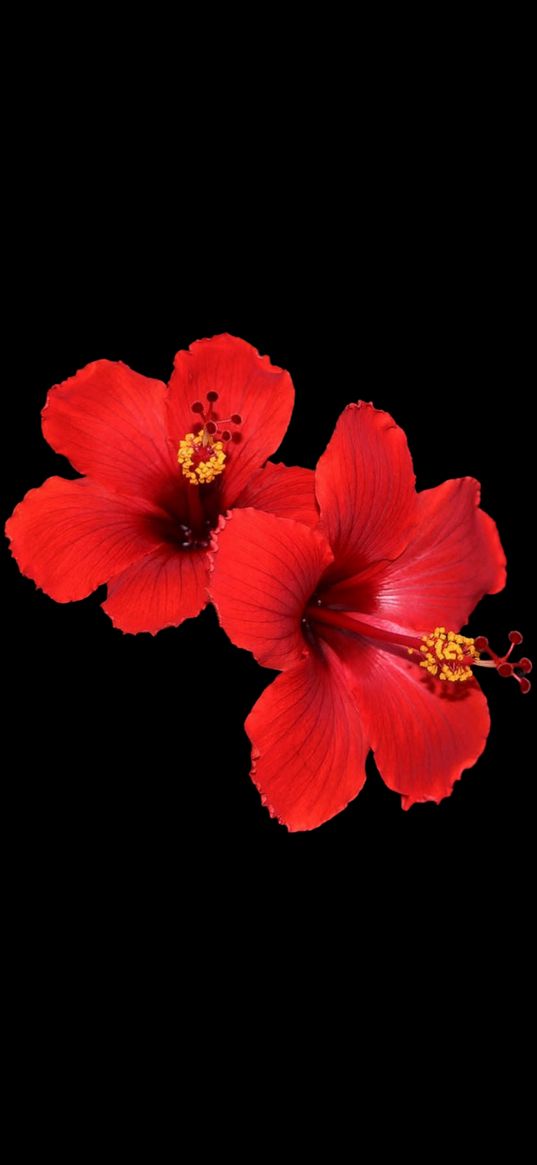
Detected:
left=327, top=630, right=491, bottom=808
left=209, top=507, right=332, bottom=670
left=102, top=544, right=208, bottom=634
left=315, top=403, right=417, bottom=584
left=246, top=647, right=368, bottom=831
left=371, top=477, right=507, bottom=630
left=5, top=477, right=166, bottom=602
left=234, top=461, right=318, bottom=526
left=167, top=335, right=295, bottom=508
left=42, top=360, right=179, bottom=509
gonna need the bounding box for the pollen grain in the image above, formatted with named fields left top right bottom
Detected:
left=416, top=627, right=479, bottom=683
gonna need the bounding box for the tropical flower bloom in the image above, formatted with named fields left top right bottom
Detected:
left=210, top=402, right=531, bottom=831
left=6, top=335, right=317, bottom=634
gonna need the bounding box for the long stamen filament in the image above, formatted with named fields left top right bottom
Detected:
left=305, top=605, right=423, bottom=650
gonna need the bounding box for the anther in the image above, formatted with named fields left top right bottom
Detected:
left=418, top=626, right=477, bottom=683
left=177, top=432, right=226, bottom=484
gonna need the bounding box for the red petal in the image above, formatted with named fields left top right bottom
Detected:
left=167, top=335, right=295, bottom=507
left=370, top=478, right=506, bottom=630
left=5, top=477, right=165, bottom=602
left=325, top=630, right=490, bottom=808
left=234, top=461, right=318, bottom=526
left=209, top=507, right=332, bottom=670
left=315, top=403, right=416, bottom=582
left=42, top=360, right=179, bottom=509
left=102, top=544, right=208, bottom=634
left=246, top=646, right=367, bottom=831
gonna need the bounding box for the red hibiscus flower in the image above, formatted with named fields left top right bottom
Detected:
left=6, top=335, right=317, bottom=634
left=210, top=402, right=531, bottom=831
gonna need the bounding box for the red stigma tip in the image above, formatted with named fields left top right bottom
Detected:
left=206, top=390, right=219, bottom=402
left=231, top=432, right=242, bottom=443
left=187, top=403, right=242, bottom=448
left=476, top=630, right=532, bottom=695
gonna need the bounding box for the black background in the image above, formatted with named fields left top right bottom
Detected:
left=4, top=54, right=533, bottom=946
left=2, top=24, right=534, bottom=1150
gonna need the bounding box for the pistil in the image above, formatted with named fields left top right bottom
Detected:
left=306, top=605, right=531, bottom=694
left=178, top=391, right=243, bottom=485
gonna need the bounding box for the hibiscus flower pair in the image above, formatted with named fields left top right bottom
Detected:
left=6, top=335, right=530, bottom=830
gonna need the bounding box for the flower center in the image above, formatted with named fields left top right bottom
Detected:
left=306, top=605, right=532, bottom=695
left=177, top=391, right=242, bottom=486
left=178, top=432, right=226, bottom=484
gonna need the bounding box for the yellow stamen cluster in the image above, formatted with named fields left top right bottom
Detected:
left=414, top=627, right=479, bottom=683
left=177, top=432, right=226, bottom=485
